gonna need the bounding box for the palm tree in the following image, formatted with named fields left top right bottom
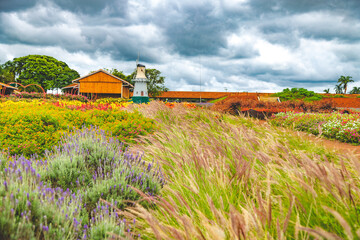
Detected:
left=334, top=84, right=343, bottom=94
left=337, top=75, right=354, bottom=94
left=350, top=86, right=360, bottom=94
left=323, top=88, right=330, bottom=93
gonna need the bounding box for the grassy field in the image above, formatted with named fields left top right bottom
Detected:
left=1, top=100, right=359, bottom=239
left=129, top=102, right=360, bottom=239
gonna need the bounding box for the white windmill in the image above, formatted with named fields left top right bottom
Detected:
left=131, top=62, right=149, bottom=104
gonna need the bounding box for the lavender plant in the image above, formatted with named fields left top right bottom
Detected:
left=0, top=156, right=88, bottom=239
left=41, top=126, right=165, bottom=209
left=1, top=126, right=164, bottom=239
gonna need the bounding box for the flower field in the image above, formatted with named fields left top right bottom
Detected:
left=1, top=99, right=360, bottom=239
left=270, top=111, right=360, bottom=144
left=0, top=100, right=155, bottom=156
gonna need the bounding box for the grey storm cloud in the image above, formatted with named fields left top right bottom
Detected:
left=1, top=0, right=360, bottom=92
left=0, top=0, right=37, bottom=12
left=52, top=0, right=128, bottom=15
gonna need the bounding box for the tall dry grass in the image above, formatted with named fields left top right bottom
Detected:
left=127, top=101, right=360, bottom=239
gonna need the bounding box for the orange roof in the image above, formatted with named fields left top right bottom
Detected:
left=156, top=91, right=229, bottom=99
left=62, top=83, right=79, bottom=89
left=72, top=69, right=133, bottom=87
left=0, top=82, right=17, bottom=90
left=155, top=91, right=269, bottom=99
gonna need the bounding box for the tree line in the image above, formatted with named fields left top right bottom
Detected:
left=324, top=76, right=359, bottom=94
left=0, top=54, right=168, bottom=96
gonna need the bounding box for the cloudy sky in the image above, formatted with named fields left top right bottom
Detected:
left=1, top=0, right=360, bottom=93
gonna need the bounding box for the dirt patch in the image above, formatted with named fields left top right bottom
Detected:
left=260, top=120, right=360, bottom=157
left=292, top=130, right=360, bottom=156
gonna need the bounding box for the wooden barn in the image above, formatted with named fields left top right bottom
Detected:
left=0, top=82, right=18, bottom=95
left=62, top=69, right=133, bottom=99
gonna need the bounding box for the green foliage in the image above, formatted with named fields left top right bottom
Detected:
left=0, top=65, right=14, bottom=84
left=337, top=75, right=354, bottom=94
left=273, top=88, right=323, bottom=101
left=2, top=55, right=80, bottom=91
left=323, top=88, right=330, bottom=93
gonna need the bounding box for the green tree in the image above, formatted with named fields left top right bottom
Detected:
left=337, top=75, right=354, bottom=94
left=103, top=68, right=129, bottom=81
left=2, top=55, right=80, bottom=91
left=0, top=65, right=14, bottom=84
left=334, top=84, right=344, bottom=94
left=350, top=86, right=360, bottom=94
left=274, top=88, right=322, bottom=101
left=323, top=88, right=330, bottom=94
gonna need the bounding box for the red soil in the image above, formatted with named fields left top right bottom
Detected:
left=321, top=98, right=360, bottom=108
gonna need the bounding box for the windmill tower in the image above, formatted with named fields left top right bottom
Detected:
left=132, top=63, right=149, bottom=103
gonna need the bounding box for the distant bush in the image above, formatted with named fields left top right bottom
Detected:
left=273, top=88, right=323, bottom=101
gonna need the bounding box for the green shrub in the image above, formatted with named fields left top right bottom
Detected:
left=273, top=88, right=323, bottom=101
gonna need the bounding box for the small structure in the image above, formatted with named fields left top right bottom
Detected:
left=62, top=69, right=133, bottom=99
left=132, top=64, right=149, bottom=103
left=258, top=96, right=281, bottom=102
left=0, top=82, right=18, bottom=95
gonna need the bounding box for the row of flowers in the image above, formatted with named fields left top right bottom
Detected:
left=270, top=111, right=360, bottom=144
left=52, top=100, right=131, bottom=111
left=3, top=92, right=90, bottom=102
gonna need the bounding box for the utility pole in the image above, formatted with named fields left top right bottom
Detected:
left=199, top=56, right=202, bottom=103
